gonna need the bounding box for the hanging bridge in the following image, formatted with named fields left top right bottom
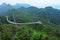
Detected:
left=6, top=16, right=42, bottom=24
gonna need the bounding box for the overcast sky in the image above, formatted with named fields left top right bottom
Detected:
left=0, top=0, right=60, bottom=9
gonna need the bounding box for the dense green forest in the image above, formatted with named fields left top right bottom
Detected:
left=0, top=5, right=60, bottom=40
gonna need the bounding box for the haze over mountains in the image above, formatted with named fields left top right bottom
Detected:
left=0, top=3, right=60, bottom=16
left=0, top=3, right=13, bottom=16
left=0, top=3, right=31, bottom=16
left=13, top=4, right=31, bottom=8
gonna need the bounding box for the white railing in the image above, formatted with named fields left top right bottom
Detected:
left=6, top=16, right=42, bottom=24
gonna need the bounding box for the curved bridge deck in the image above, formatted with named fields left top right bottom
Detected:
left=6, top=16, right=42, bottom=24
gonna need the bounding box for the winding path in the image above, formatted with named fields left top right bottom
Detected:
left=6, top=16, right=42, bottom=24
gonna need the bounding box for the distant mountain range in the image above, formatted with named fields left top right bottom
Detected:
left=13, top=4, right=31, bottom=8
left=0, top=3, right=60, bottom=16
left=0, top=3, right=13, bottom=16
left=0, top=3, right=60, bottom=25
left=0, top=3, right=31, bottom=16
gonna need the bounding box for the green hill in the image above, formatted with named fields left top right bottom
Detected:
left=0, top=6, right=60, bottom=40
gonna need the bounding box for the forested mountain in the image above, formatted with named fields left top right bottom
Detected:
left=6, top=6, right=60, bottom=25
left=0, top=3, right=60, bottom=40
left=37, top=7, right=60, bottom=24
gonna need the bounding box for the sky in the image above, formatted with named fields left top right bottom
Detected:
left=0, top=0, right=60, bottom=9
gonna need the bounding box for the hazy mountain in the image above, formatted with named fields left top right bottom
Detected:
left=13, top=4, right=31, bottom=8
left=0, top=3, right=31, bottom=16
left=0, top=3, right=13, bottom=16
left=52, top=5, right=60, bottom=10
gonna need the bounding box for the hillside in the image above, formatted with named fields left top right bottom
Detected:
left=0, top=4, right=60, bottom=40
left=7, top=6, right=60, bottom=25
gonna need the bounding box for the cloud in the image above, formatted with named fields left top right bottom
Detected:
left=0, top=0, right=60, bottom=8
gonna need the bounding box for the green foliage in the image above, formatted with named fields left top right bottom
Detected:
left=0, top=6, right=60, bottom=40
left=0, top=24, right=60, bottom=40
